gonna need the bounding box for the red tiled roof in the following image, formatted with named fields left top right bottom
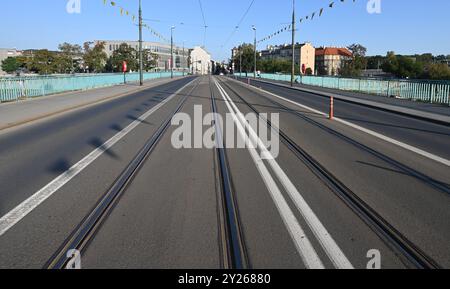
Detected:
left=315, top=47, right=353, bottom=57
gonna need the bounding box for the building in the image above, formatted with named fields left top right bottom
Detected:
left=95, top=40, right=190, bottom=72
left=0, top=48, right=23, bottom=75
left=315, top=47, right=353, bottom=76
left=190, top=46, right=211, bottom=75
left=260, top=42, right=316, bottom=75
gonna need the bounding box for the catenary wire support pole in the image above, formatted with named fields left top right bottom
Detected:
left=239, top=43, right=243, bottom=76
left=182, top=41, right=185, bottom=76
left=171, top=26, right=175, bottom=79
left=291, top=0, right=296, bottom=87
left=252, top=26, right=257, bottom=79
left=139, top=0, right=143, bottom=86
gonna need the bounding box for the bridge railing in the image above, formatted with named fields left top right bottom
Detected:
left=235, top=73, right=450, bottom=105
left=0, top=72, right=183, bottom=103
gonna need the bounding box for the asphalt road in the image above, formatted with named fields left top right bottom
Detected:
left=0, top=76, right=448, bottom=269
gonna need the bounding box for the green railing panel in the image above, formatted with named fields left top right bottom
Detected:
left=235, top=72, right=450, bottom=105
left=0, top=72, right=182, bottom=102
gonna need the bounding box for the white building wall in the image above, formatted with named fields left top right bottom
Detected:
left=190, top=47, right=211, bottom=75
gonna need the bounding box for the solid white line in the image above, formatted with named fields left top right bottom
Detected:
left=0, top=79, right=196, bottom=237
left=215, top=78, right=353, bottom=269
left=213, top=78, right=325, bottom=269
left=237, top=79, right=450, bottom=168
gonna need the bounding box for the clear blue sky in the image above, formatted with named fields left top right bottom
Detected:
left=1, top=0, right=449, bottom=61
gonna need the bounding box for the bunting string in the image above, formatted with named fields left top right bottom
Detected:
left=257, top=0, right=357, bottom=44
left=102, top=0, right=169, bottom=43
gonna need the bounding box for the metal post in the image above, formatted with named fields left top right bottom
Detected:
left=171, top=27, right=174, bottom=79
left=138, top=0, right=143, bottom=86
left=182, top=41, right=185, bottom=77
left=239, top=44, right=242, bottom=77
left=253, top=26, right=257, bottom=79
left=291, top=0, right=296, bottom=87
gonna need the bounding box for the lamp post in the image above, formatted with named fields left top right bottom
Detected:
left=239, top=43, right=243, bottom=77
left=182, top=41, right=185, bottom=76
left=290, top=0, right=296, bottom=87
left=252, top=25, right=257, bottom=79
left=138, top=0, right=143, bottom=86
left=171, top=26, right=176, bottom=79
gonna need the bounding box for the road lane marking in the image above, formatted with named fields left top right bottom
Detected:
left=214, top=78, right=324, bottom=269
left=216, top=78, right=354, bottom=269
left=0, top=79, right=197, bottom=237
left=216, top=79, right=353, bottom=269
left=234, top=78, right=450, bottom=168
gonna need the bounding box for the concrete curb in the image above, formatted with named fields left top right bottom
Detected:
left=245, top=77, right=450, bottom=125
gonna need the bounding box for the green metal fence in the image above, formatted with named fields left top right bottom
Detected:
left=0, top=72, right=183, bottom=103
left=235, top=73, right=450, bottom=105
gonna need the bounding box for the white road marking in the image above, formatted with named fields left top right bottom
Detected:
left=0, top=79, right=196, bottom=237
left=238, top=79, right=450, bottom=168
left=217, top=79, right=353, bottom=269
left=214, top=78, right=325, bottom=269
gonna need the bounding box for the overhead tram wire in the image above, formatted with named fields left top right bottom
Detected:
left=198, top=0, right=208, bottom=47
left=221, top=0, right=256, bottom=48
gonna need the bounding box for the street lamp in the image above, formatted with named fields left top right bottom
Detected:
left=239, top=43, right=243, bottom=76
left=170, top=26, right=176, bottom=79
left=252, top=25, right=257, bottom=79
left=138, top=0, right=143, bottom=86
left=290, top=0, right=296, bottom=87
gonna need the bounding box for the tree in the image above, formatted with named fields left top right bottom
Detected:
left=231, top=43, right=258, bottom=74
left=58, top=42, right=82, bottom=73
left=26, top=50, right=58, bottom=75
left=143, top=49, right=158, bottom=71
left=425, top=63, right=450, bottom=80
left=341, top=43, right=368, bottom=77
left=1, top=57, right=20, bottom=74
left=83, top=41, right=108, bottom=73
left=382, top=52, right=423, bottom=79
left=347, top=44, right=367, bottom=58
left=106, top=43, right=138, bottom=72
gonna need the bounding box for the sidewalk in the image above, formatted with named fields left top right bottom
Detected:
left=246, top=77, right=450, bottom=125
left=0, top=76, right=184, bottom=131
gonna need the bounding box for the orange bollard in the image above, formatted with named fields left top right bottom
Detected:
left=329, top=96, right=334, bottom=120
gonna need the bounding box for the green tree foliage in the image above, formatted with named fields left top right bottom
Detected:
left=83, top=41, right=108, bottom=73
left=106, top=43, right=138, bottom=72
left=26, top=50, right=59, bottom=75
left=382, top=52, right=423, bottom=79
left=340, top=43, right=368, bottom=77
left=425, top=63, right=450, bottom=80
left=142, top=49, right=159, bottom=71
left=1, top=57, right=20, bottom=73
left=232, top=43, right=258, bottom=73
left=58, top=42, right=82, bottom=73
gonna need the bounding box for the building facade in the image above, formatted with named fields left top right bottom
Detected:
left=0, top=48, right=23, bottom=75
left=260, top=42, right=316, bottom=75
left=95, top=40, right=189, bottom=72
left=315, top=47, right=353, bottom=76
left=190, top=46, right=211, bottom=75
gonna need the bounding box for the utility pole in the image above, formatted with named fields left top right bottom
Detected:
left=252, top=26, right=257, bottom=79
left=239, top=44, right=243, bottom=76
left=291, top=0, right=296, bottom=87
left=138, top=0, right=143, bottom=86
left=182, top=41, right=185, bottom=76
left=171, top=26, right=175, bottom=79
